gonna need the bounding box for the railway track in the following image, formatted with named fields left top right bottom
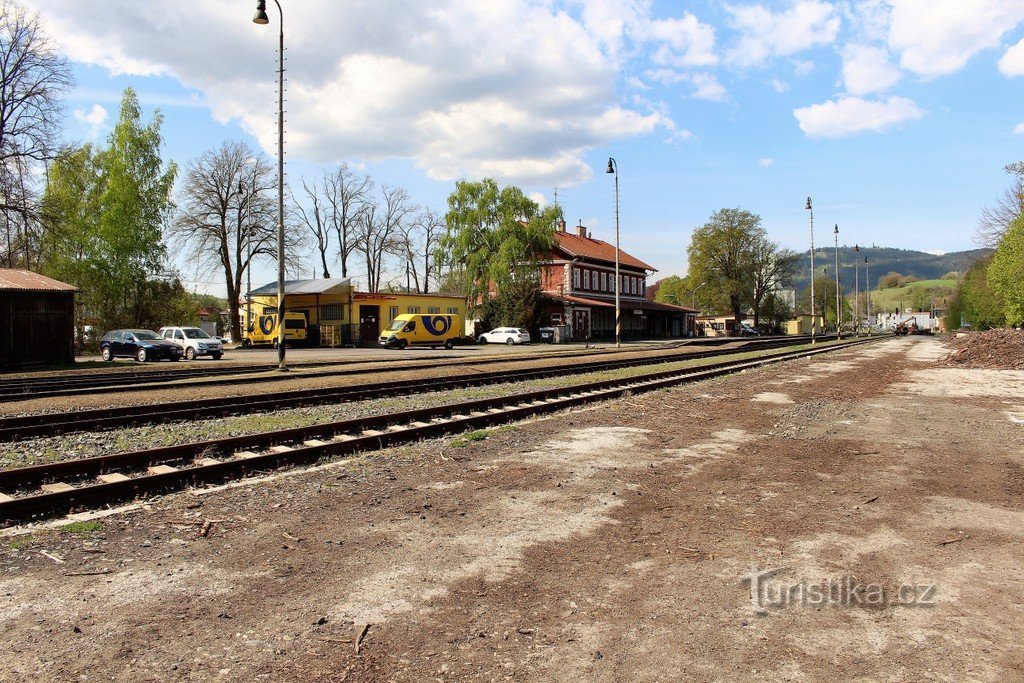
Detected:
left=0, top=336, right=882, bottom=525
left=0, top=337, right=817, bottom=441
left=0, top=339, right=729, bottom=402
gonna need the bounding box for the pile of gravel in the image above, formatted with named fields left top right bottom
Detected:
left=943, top=329, right=1024, bottom=370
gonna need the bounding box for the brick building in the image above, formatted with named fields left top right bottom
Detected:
left=538, top=222, right=696, bottom=341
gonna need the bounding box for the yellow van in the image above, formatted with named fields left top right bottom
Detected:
left=243, top=311, right=308, bottom=348
left=379, top=313, right=461, bottom=350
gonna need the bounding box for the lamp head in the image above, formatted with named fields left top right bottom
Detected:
left=805, top=197, right=812, bottom=210
left=606, top=158, right=615, bottom=174
left=253, top=1, right=269, bottom=24
left=834, top=223, right=839, bottom=234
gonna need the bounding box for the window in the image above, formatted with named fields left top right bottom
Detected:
left=389, top=306, right=399, bottom=321
left=262, top=306, right=277, bottom=315
left=447, top=307, right=458, bottom=314
left=573, top=267, right=580, bottom=289
left=407, top=306, right=421, bottom=314
left=321, top=303, right=344, bottom=321
left=551, top=313, right=562, bottom=323
left=600, top=272, right=607, bottom=291
left=428, top=306, right=440, bottom=314
left=583, top=270, right=590, bottom=289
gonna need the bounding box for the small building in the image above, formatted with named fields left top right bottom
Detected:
left=696, top=314, right=738, bottom=337
left=244, top=278, right=466, bottom=346
left=537, top=222, right=696, bottom=340
left=785, top=314, right=823, bottom=335
left=0, top=269, right=78, bottom=366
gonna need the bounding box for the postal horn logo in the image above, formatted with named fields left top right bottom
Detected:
left=259, top=315, right=275, bottom=335
left=424, top=316, right=450, bottom=335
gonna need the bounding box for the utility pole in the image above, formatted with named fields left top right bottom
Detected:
left=805, top=197, right=815, bottom=343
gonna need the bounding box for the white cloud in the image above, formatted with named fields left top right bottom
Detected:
left=637, top=13, right=718, bottom=68
left=645, top=69, right=728, bottom=101
left=758, top=157, right=774, bottom=167
left=888, top=0, right=1024, bottom=78
left=725, top=1, right=840, bottom=67
left=999, top=38, right=1024, bottom=76
left=27, top=0, right=677, bottom=187
left=73, top=103, right=108, bottom=138
left=794, top=95, right=925, bottom=137
left=771, top=78, right=789, bottom=92
left=841, top=44, right=901, bottom=95
left=1013, top=123, right=1024, bottom=135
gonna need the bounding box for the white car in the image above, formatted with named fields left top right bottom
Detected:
left=158, top=326, right=224, bottom=360
left=478, top=327, right=531, bottom=345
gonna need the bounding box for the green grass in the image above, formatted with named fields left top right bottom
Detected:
left=449, top=429, right=492, bottom=448
left=862, top=278, right=956, bottom=312
left=59, top=521, right=103, bottom=534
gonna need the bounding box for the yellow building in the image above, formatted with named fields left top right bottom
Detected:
left=785, top=314, right=824, bottom=335
left=244, top=278, right=466, bottom=346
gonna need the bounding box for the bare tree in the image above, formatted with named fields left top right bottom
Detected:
left=322, top=163, right=371, bottom=279
left=171, top=141, right=304, bottom=343
left=395, top=206, right=444, bottom=293
left=976, top=162, right=1024, bottom=248
left=355, top=184, right=412, bottom=292
left=292, top=176, right=331, bottom=278
left=0, top=1, right=73, bottom=267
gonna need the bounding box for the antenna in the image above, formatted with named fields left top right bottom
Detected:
left=553, top=187, right=564, bottom=206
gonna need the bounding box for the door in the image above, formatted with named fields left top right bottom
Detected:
left=573, top=310, right=590, bottom=341
left=359, top=305, right=380, bottom=346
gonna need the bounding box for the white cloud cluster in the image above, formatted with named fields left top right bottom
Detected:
left=887, top=0, right=1024, bottom=78
left=72, top=103, right=107, bottom=138
left=840, top=44, right=901, bottom=96
left=29, top=0, right=687, bottom=187
left=725, top=0, right=840, bottom=67
left=1000, top=38, right=1024, bottom=76
left=794, top=95, right=924, bottom=137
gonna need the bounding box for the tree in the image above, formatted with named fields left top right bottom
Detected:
left=947, top=256, right=1004, bottom=330
left=293, top=175, right=331, bottom=278
left=438, top=178, right=560, bottom=318
left=322, top=163, right=371, bottom=279
left=749, top=236, right=800, bottom=327
left=40, top=88, right=177, bottom=332
left=395, top=207, right=443, bottom=293
left=353, top=184, right=412, bottom=292
left=987, top=214, right=1024, bottom=326
left=975, top=162, right=1024, bottom=248
left=171, top=140, right=301, bottom=344
left=686, top=208, right=763, bottom=324
left=0, top=0, right=73, bottom=268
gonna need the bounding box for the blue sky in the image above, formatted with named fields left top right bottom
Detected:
left=29, top=0, right=1024, bottom=296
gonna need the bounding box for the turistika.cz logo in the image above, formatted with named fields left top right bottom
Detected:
left=742, top=568, right=937, bottom=614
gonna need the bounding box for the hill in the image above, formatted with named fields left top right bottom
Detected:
left=865, top=278, right=956, bottom=314
left=793, top=246, right=989, bottom=292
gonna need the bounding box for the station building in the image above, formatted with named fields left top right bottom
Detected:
left=243, top=278, right=466, bottom=346
left=536, top=222, right=697, bottom=340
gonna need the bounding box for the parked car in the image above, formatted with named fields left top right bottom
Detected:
left=740, top=323, right=761, bottom=336
left=158, top=326, right=224, bottom=360
left=478, top=327, right=531, bottom=345
left=99, top=329, right=184, bottom=362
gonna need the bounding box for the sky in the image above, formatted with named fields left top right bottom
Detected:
left=24, top=0, right=1024, bottom=296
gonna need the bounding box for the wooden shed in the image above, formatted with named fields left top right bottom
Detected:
left=0, top=269, right=78, bottom=367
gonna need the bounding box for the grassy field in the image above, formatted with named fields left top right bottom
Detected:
left=860, top=278, right=956, bottom=313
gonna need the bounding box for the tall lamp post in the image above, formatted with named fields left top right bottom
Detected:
left=252, top=0, right=288, bottom=371
left=692, top=281, right=706, bottom=311
left=853, top=244, right=859, bottom=335
left=606, top=158, right=621, bottom=348
left=805, top=197, right=815, bottom=343
left=865, top=256, right=871, bottom=332
left=833, top=224, right=841, bottom=339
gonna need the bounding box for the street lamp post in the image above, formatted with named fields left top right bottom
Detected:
left=692, top=281, right=707, bottom=311
left=854, top=244, right=859, bottom=335
left=252, top=0, right=288, bottom=371
left=834, top=224, right=841, bottom=339
left=865, top=256, right=871, bottom=332
left=805, top=197, right=815, bottom=343
left=606, top=158, right=621, bottom=348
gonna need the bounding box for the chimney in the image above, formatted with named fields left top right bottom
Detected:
left=575, top=220, right=587, bottom=238
left=557, top=219, right=566, bottom=233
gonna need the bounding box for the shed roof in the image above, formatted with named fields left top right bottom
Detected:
left=0, top=269, right=78, bottom=292
left=248, top=277, right=351, bottom=297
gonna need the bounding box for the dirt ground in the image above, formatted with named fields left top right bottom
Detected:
left=2, top=336, right=1022, bottom=682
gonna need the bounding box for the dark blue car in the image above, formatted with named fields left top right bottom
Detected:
left=100, top=329, right=184, bottom=362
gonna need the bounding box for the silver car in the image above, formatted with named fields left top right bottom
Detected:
left=158, top=326, right=224, bottom=360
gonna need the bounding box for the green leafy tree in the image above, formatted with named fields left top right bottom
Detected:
left=438, top=178, right=560, bottom=323
left=799, top=273, right=852, bottom=330
left=40, top=88, right=177, bottom=333
left=947, top=256, right=1004, bottom=330
left=686, top=208, right=763, bottom=324
left=749, top=236, right=800, bottom=327
left=988, top=214, right=1024, bottom=326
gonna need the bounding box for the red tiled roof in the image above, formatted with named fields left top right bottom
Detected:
left=552, top=231, right=654, bottom=271
left=0, top=269, right=77, bottom=292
